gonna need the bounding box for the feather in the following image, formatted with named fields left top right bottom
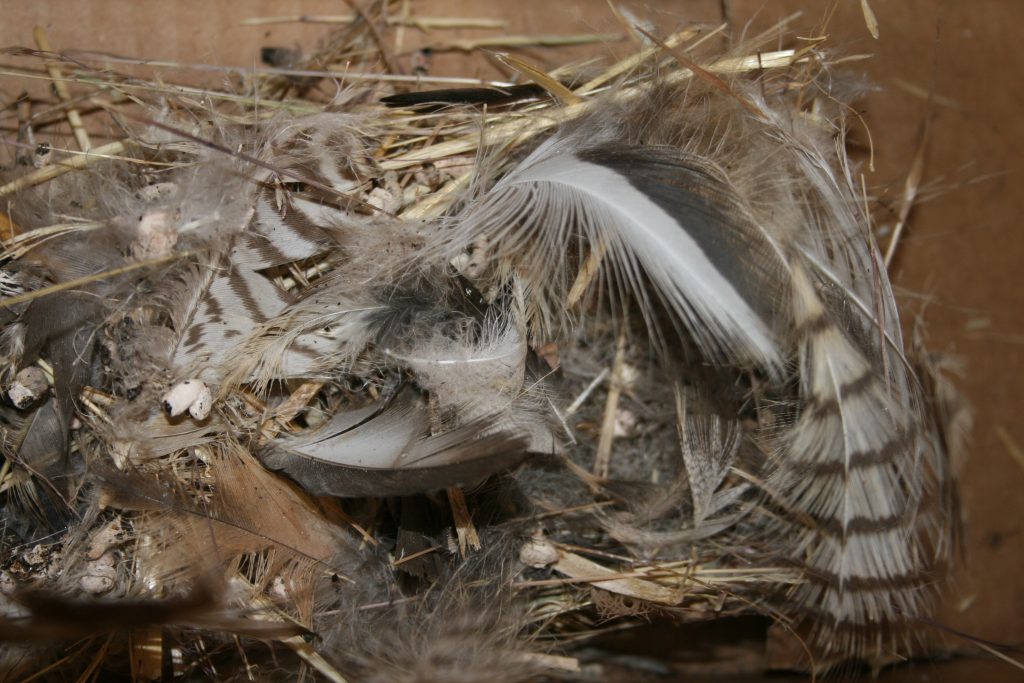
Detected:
left=0, top=584, right=305, bottom=641
left=674, top=386, right=742, bottom=526
left=4, top=222, right=135, bottom=527
left=431, top=77, right=953, bottom=658
left=260, top=387, right=530, bottom=497
left=384, top=282, right=558, bottom=455
left=380, top=82, right=549, bottom=110
left=766, top=261, right=946, bottom=653
left=442, top=136, right=792, bottom=371
left=161, top=113, right=377, bottom=387
left=92, top=442, right=359, bottom=640
left=1, top=397, right=76, bottom=529
left=169, top=185, right=343, bottom=381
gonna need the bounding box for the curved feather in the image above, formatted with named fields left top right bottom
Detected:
left=259, top=388, right=530, bottom=497
left=446, top=137, right=791, bottom=371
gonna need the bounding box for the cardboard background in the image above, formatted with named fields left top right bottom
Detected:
left=2, top=1, right=1021, bottom=680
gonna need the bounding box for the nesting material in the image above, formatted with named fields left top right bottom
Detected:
left=0, top=7, right=965, bottom=681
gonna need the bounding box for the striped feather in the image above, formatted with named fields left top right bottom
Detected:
left=772, top=262, right=942, bottom=654
left=170, top=172, right=349, bottom=381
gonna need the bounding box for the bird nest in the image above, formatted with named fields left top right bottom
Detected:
left=0, top=5, right=964, bottom=681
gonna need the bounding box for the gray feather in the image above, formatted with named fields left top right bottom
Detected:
left=259, top=387, right=530, bottom=497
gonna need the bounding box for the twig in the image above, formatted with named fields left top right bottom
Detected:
left=996, top=427, right=1024, bottom=475
left=566, top=242, right=607, bottom=308
left=241, top=14, right=508, bottom=30
left=516, top=652, right=581, bottom=673
left=258, top=381, right=324, bottom=443
left=593, top=327, right=628, bottom=478
left=545, top=550, right=681, bottom=603
left=0, top=140, right=127, bottom=197
left=973, top=639, right=1024, bottom=673
left=400, top=169, right=472, bottom=218
left=884, top=125, right=928, bottom=268
left=447, top=486, right=481, bottom=556
left=249, top=595, right=350, bottom=683
left=342, top=0, right=403, bottom=75
left=575, top=24, right=702, bottom=95
left=860, top=0, right=881, bottom=39
left=0, top=249, right=192, bottom=308
left=548, top=398, right=577, bottom=445
left=394, top=0, right=410, bottom=57
left=14, top=92, right=33, bottom=166
left=52, top=54, right=516, bottom=87
left=491, top=52, right=581, bottom=105
left=75, top=633, right=115, bottom=683
left=635, top=25, right=765, bottom=120
left=3, top=222, right=105, bottom=258
left=392, top=545, right=442, bottom=567
left=33, top=26, right=91, bottom=151
left=431, top=33, right=622, bottom=53
left=565, top=368, right=610, bottom=416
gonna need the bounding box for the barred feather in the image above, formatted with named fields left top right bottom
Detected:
left=770, top=260, right=944, bottom=654
left=170, top=182, right=346, bottom=380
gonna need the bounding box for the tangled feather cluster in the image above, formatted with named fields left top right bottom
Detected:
left=0, top=16, right=963, bottom=681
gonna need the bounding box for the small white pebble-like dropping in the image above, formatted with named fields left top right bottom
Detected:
left=132, top=210, right=178, bottom=260
left=80, top=518, right=123, bottom=594
left=519, top=537, right=559, bottom=569
left=32, top=142, right=52, bottom=169
left=613, top=408, right=638, bottom=438
left=79, top=552, right=116, bottom=594
left=7, top=366, right=48, bottom=409
left=187, top=383, right=213, bottom=420
left=162, top=379, right=212, bottom=420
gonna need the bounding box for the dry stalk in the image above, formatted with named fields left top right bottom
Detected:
left=258, top=381, right=324, bottom=443
left=32, top=26, right=91, bottom=151
left=0, top=140, right=129, bottom=197
left=241, top=14, right=508, bottom=30
left=431, top=33, right=623, bottom=53
left=447, top=485, right=481, bottom=556
left=884, top=124, right=928, bottom=268
left=593, top=326, right=628, bottom=478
